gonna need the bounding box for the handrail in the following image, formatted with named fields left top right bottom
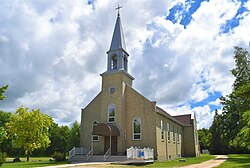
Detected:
left=86, top=148, right=93, bottom=161
left=104, top=148, right=111, bottom=161
left=69, top=147, right=75, bottom=159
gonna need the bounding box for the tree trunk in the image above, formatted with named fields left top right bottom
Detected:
left=27, top=154, right=30, bottom=162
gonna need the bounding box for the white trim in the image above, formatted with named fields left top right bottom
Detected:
left=92, top=120, right=99, bottom=141
left=132, top=117, right=142, bottom=140
left=161, top=120, right=164, bottom=141
left=107, top=103, right=116, bottom=123
left=167, top=123, right=170, bottom=142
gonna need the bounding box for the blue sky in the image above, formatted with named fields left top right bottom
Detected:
left=0, top=0, right=250, bottom=128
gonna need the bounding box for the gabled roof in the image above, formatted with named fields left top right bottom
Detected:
left=108, top=13, right=126, bottom=52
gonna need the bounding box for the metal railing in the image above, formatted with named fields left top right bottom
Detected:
left=104, top=148, right=111, bottom=161
left=69, top=147, right=75, bottom=159
left=86, top=148, right=93, bottom=161
left=69, top=147, right=90, bottom=160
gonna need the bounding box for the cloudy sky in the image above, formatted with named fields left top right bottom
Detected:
left=0, top=0, right=249, bottom=128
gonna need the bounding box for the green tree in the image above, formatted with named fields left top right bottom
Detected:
left=210, top=110, right=228, bottom=154
left=0, top=85, right=8, bottom=101
left=68, top=121, right=80, bottom=150
left=6, top=106, right=53, bottom=161
left=0, top=85, right=8, bottom=167
left=46, top=123, right=70, bottom=159
left=0, top=111, right=12, bottom=154
left=0, top=85, right=9, bottom=144
left=198, top=128, right=211, bottom=151
left=219, top=46, right=250, bottom=153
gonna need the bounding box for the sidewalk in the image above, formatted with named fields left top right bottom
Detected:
left=37, top=162, right=112, bottom=168
left=39, top=155, right=228, bottom=168
left=179, top=155, right=228, bottom=168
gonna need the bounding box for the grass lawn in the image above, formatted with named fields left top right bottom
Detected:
left=144, top=154, right=216, bottom=167
left=216, top=154, right=250, bottom=168
left=2, top=157, right=69, bottom=168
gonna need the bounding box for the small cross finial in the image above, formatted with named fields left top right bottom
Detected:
left=115, top=5, right=122, bottom=16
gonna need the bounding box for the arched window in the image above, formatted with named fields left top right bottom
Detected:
left=124, top=56, right=127, bottom=71
left=111, top=55, right=117, bottom=69
left=177, top=127, right=180, bottom=143
left=92, top=121, right=99, bottom=141
left=161, top=120, right=164, bottom=141
left=108, top=104, right=116, bottom=123
left=133, top=117, right=141, bottom=140
left=173, top=125, right=175, bottom=142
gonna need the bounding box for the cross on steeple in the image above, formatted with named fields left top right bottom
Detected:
left=115, top=5, right=122, bottom=16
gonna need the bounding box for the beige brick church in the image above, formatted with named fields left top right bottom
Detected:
left=80, top=9, right=200, bottom=161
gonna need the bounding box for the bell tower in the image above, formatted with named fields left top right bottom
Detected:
left=106, top=5, right=129, bottom=72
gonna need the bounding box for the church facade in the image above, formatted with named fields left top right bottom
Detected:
left=80, top=11, right=200, bottom=161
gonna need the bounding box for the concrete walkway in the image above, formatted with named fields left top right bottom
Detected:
left=179, top=155, right=228, bottom=168
left=40, top=155, right=228, bottom=168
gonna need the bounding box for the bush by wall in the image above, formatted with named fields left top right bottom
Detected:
left=0, top=152, right=6, bottom=167
left=51, top=151, right=65, bottom=161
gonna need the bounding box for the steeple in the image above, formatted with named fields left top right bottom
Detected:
left=106, top=6, right=129, bottom=72
left=109, top=5, right=126, bottom=52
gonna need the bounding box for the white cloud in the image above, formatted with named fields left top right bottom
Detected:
left=0, top=0, right=248, bottom=128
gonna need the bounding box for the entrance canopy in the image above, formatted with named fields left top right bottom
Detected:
left=92, top=123, right=120, bottom=136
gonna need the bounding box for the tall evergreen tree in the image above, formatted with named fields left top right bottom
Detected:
left=219, top=46, right=250, bottom=153
left=210, top=110, right=228, bottom=154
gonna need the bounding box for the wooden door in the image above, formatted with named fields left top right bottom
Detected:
left=104, top=136, right=117, bottom=155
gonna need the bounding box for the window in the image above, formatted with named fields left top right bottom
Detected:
left=180, top=129, right=182, bottom=143
left=92, top=121, right=99, bottom=141
left=108, top=104, right=116, bottom=123
left=167, top=123, right=170, bottom=141
left=177, top=127, right=180, bottom=143
left=124, top=56, right=128, bottom=71
left=173, top=125, right=175, bottom=142
left=161, top=120, right=164, bottom=141
left=111, top=55, right=117, bottom=69
left=195, top=131, right=198, bottom=145
left=133, top=117, right=141, bottom=140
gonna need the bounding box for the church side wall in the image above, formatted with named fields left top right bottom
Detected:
left=183, top=126, right=196, bottom=156
left=80, top=93, right=104, bottom=154
left=156, top=114, right=182, bottom=161
left=125, top=85, right=157, bottom=154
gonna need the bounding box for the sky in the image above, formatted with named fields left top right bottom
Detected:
left=0, top=0, right=249, bottom=129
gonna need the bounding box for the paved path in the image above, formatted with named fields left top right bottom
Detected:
left=179, top=155, right=228, bottom=168
left=40, top=155, right=228, bottom=168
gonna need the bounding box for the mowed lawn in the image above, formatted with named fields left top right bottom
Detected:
left=216, top=154, right=250, bottom=168
left=145, top=154, right=215, bottom=167
left=2, top=157, right=69, bottom=168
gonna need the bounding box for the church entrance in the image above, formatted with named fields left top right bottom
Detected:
left=92, top=123, right=120, bottom=155
left=104, top=136, right=117, bottom=155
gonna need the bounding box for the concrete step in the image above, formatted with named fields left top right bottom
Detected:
left=107, top=156, right=127, bottom=162
left=69, top=154, right=86, bottom=162
left=88, top=155, right=127, bottom=162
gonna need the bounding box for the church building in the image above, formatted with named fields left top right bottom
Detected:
left=80, top=9, right=200, bottom=161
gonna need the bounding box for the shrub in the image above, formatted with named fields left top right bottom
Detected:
left=51, top=151, right=65, bottom=161
left=0, top=152, right=6, bottom=167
